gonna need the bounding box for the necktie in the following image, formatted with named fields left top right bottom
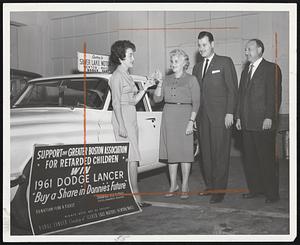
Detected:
left=202, top=58, right=209, bottom=80
left=246, top=64, right=253, bottom=88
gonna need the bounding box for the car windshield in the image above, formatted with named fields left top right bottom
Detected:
left=13, top=77, right=109, bottom=110
left=10, top=71, right=41, bottom=106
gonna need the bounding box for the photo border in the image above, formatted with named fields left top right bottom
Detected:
left=3, top=2, right=297, bottom=242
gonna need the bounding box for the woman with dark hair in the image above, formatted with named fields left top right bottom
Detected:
left=108, top=40, right=154, bottom=208
left=153, top=49, right=200, bottom=199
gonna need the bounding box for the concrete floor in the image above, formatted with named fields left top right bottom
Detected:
left=11, top=156, right=291, bottom=240
left=54, top=157, right=290, bottom=237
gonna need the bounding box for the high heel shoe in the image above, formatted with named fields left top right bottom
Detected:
left=164, top=185, right=179, bottom=197
left=180, top=187, right=190, bottom=199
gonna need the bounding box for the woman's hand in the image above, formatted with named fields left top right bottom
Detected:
left=185, top=120, right=194, bottom=135
left=118, top=124, right=128, bottom=138
left=154, top=70, right=163, bottom=82
left=144, top=78, right=156, bottom=90
left=150, top=70, right=163, bottom=86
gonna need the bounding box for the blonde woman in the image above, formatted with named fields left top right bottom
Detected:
left=153, top=49, right=200, bottom=199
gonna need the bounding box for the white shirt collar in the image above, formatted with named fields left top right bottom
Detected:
left=248, top=57, right=263, bottom=78
left=202, top=53, right=215, bottom=78
left=205, top=53, right=215, bottom=63
left=251, top=57, right=263, bottom=68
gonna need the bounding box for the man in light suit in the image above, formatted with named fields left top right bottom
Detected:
left=192, top=31, right=238, bottom=203
left=236, top=39, right=282, bottom=203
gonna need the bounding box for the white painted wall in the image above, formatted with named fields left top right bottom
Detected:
left=10, top=12, right=51, bottom=76
left=10, top=25, right=18, bottom=68
left=10, top=11, right=289, bottom=156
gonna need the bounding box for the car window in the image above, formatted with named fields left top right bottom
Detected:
left=134, top=81, right=148, bottom=112
left=135, top=98, right=146, bottom=111
left=10, top=77, right=27, bottom=103
left=147, top=87, right=164, bottom=111
left=10, top=70, right=42, bottom=106
left=14, top=78, right=109, bottom=110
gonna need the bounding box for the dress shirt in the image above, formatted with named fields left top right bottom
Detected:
left=249, top=57, right=263, bottom=79
left=202, top=53, right=215, bottom=78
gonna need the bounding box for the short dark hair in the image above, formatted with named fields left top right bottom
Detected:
left=249, top=39, right=265, bottom=54
left=109, top=40, right=136, bottom=73
left=198, top=31, right=214, bottom=42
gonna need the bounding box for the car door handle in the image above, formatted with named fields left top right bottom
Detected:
left=145, top=117, right=156, bottom=122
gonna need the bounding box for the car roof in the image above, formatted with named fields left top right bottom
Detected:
left=27, top=73, right=147, bottom=83
left=11, top=68, right=42, bottom=78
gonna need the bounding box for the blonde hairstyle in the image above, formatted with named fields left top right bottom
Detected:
left=169, top=49, right=190, bottom=70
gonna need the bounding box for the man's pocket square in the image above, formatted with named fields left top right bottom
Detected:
left=212, top=70, right=220, bottom=74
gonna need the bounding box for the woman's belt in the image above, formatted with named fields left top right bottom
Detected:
left=165, top=102, right=192, bottom=105
left=120, top=101, right=135, bottom=105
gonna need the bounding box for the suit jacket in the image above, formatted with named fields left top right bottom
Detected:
left=236, top=58, right=282, bottom=131
left=192, top=54, right=238, bottom=127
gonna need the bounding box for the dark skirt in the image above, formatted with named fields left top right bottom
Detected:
left=159, top=104, right=194, bottom=163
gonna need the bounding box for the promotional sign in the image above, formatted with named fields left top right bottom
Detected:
left=77, top=52, right=109, bottom=73
left=27, top=143, right=140, bottom=235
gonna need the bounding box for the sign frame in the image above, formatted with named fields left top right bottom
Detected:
left=27, top=143, right=141, bottom=235
left=77, top=52, right=109, bottom=73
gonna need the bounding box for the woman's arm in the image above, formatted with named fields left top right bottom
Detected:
left=186, top=76, right=200, bottom=135
left=133, top=78, right=157, bottom=105
left=190, top=76, right=200, bottom=117
left=110, top=74, right=127, bottom=137
left=153, top=70, right=164, bottom=103
left=134, top=87, right=148, bottom=105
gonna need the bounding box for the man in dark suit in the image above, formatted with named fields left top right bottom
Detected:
left=192, top=31, right=238, bottom=203
left=236, top=39, right=282, bottom=203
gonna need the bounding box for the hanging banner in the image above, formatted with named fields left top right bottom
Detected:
left=27, top=143, right=140, bottom=235
left=77, top=52, right=109, bottom=73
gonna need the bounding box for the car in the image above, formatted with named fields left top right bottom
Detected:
left=10, top=68, right=42, bottom=106
left=10, top=72, right=199, bottom=232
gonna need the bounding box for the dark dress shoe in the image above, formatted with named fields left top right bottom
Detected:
left=138, top=202, right=152, bottom=208
left=209, top=195, right=224, bottom=204
left=242, top=193, right=259, bottom=199
left=265, top=197, right=279, bottom=204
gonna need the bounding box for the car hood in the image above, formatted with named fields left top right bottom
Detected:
left=11, top=107, right=84, bottom=125
left=10, top=107, right=102, bottom=175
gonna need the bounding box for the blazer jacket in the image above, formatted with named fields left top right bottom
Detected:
left=236, top=58, right=282, bottom=131
left=192, top=54, right=238, bottom=127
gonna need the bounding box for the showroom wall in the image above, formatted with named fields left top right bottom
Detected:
left=10, top=10, right=289, bottom=114
left=10, top=12, right=51, bottom=76
left=10, top=10, right=289, bottom=157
